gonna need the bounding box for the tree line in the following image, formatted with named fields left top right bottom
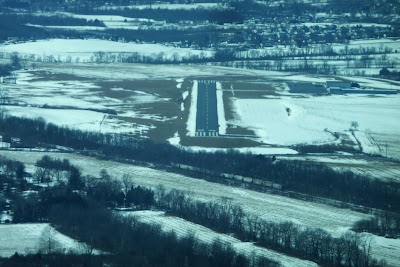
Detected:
left=0, top=114, right=399, bottom=213
left=76, top=6, right=243, bottom=24
left=0, top=14, right=106, bottom=27
left=353, top=213, right=400, bottom=238
left=157, top=187, right=385, bottom=267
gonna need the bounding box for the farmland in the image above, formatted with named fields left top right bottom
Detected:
left=0, top=223, right=96, bottom=257
left=0, top=0, right=399, bottom=266
left=1, top=150, right=400, bottom=266
left=0, top=60, right=399, bottom=159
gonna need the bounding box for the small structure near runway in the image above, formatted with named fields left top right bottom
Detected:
left=287, top=82, right=327, bottom=94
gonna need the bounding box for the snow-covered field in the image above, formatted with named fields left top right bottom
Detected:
left=228, top=94, right=400, bottom=157
left=186, top=80, right=198, bottom=137
left=0, top=39, right=213, bottom=62
left=69, top=14, right=151, bottom=29
left=0, top=223, right=93, bottom=257
left=4, top=105, right=146, bottom=134
left=2, top=62, right=398, bottom=157
left=98, top=3, right=223, bottom=10
left=123, top=210, right=317, bottom=267
left=0, top=150, right=398, bottom=265
left=216, top=82, right=227, bottom=135
left=0, top=151, right=368, bottom=234
left=2, top=71, right=176, bottom=136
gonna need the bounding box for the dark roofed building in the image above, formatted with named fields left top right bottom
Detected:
left=2, top=77, right=16, bottom=84
left=326, top=81, right=351, bottom=89
left=287, top=82, right=327, bottom=94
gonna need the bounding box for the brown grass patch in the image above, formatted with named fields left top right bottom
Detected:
left=223, top=94, right=239, bottom=122
left=97, top=80, right=182, bottom=99
left=135, top=101, right=181, bottom=118
left=180, top=136, right=262, bottom=148
left=225, top=127, right=255, bottom=136
left=103, top=89, right=136, bottom=99
left=220, top=81, right=278, bottom=98
left=28, top=71, right=89, bottom=82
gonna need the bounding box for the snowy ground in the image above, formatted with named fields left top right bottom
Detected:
left=2, top=63, right=399, bottom=157
left=0, top=151, right=369, bottom=234
left=227, top=93, right=400, bottom=158
left=122, top=210, right=318, bottom=267
left=0, top=150, right=398, bottom=265
left=4, top=105, right=145, bottom=134
left=186, top=80, right=198, bottom=137
left=2, top=70, right=180, bottom=137
left=98, top=3, right=224, bottom=10
left=216, top=82, right=227, bottom=135
left=0, top=223, right=96, bottom=257
left=0, top=39, right=213, bottom=62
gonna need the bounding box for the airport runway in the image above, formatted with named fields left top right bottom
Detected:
left=196, top=81, right=218, bottom=136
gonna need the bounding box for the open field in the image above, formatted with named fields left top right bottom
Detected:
left=1, top=150, right=399, bottom=266
left=0, top=3, right=399, bottom=266
left=227, top=94, right=400, bottom=146
left=1, top=62, right=399, bottom=158
left=0, top=223, right=95, bottom=257
left=0, top=151, right=370, bottom=234
left=0, top=39, right=213, bottom=62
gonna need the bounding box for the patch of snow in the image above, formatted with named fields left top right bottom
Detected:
left=167, top=132, right=180, bottom=145
left=3, top=106, right=150, bottom=135
left=362, top=233, right=400, bottom=267
left=0, top=39, right=214, bottom=62
left=353, top=131, right=382, bottom=155
left=230, top=95, right=400, bottom=146
left=182, top=91, right=189, bottom=100
left=181, top=91, right=189, bottom=111
left=101, top=3, right=224, bottom=10
left=186, top=81, right=198, bottom=136
left=216, top=82, right=227, bottom=135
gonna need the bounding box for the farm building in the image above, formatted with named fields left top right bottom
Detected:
left=326, top=81, right=351, bottom=89
left=330, top=88, right=397, bottom=95
left=287, top=82, right=327, bottom=94
left=1, top=77, right=16, bottom=84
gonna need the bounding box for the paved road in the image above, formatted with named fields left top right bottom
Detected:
left=196, top=81, right=218, bottom=136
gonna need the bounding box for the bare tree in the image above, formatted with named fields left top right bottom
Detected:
left=0, top=86, right=10, bottom=104
left=351, top=121, right=359, bottom=131
left=155, top=184, right=166, bottom=205
left=122, top=173, right=134, bottom=195
left=360, top=235, right=374, bottom=267
left=39, top=225, right=61, bottom=254
left=78, top=237, right=95, bottom=255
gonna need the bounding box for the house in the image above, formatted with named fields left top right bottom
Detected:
left=11, top=137, right=21, bottom=144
